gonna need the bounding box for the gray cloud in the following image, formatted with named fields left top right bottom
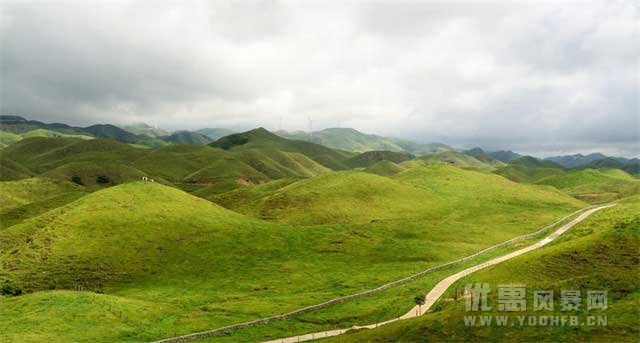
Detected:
left=1, top=0, right=638, bottom=157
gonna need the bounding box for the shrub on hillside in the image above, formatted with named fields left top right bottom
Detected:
left=1, top=280, right=22, bottom=296
left=71, top=175, right=83, bottom=185
left=96, top=175, right=110, bottom=184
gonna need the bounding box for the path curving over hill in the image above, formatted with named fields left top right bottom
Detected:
left=261, top=203, right=616, bottom=343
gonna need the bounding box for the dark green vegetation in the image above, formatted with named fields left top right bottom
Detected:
left=328, top=196, right=640, bottom=343
left=0, top=121, right=637, bottom=343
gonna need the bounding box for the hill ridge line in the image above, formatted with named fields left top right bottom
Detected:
left=150, top=205, right=600, bottom=343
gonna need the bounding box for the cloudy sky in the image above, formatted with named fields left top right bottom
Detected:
left=1, top=0, right=638, bottom=157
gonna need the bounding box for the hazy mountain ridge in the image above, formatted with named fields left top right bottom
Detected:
left=276, top=127, right=451, bottom=155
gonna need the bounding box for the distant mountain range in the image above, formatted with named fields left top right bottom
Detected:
left=1, top=115, right=637, bottom=174
left=276, top=128, right=451, bottom=155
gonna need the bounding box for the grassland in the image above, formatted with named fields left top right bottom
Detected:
left=323, top=196, right=639, bottom=342
left=535, top=168, right=640, bottom=204
left=211, top=163, right=583, bottom=225
left=420, top=151, right=501, bottom=172
left=0, top=175, right=586, bottom=342
left=0, top=131, right=635, bottom=343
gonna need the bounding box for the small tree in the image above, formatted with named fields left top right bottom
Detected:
left=71, top=175, right=83, bottom=185
left=414, top=295, right=426, bottom=315
left=96, top=175, right=110, bottom=184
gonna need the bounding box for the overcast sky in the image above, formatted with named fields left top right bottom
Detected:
left=1, top=0, right=638, bottom=157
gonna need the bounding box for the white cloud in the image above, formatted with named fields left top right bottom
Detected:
left=1, top=0, right=638, bottom=156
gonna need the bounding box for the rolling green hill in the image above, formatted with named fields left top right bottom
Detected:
left=346, top=150, right=414, bottom=168
left=211, top=128, right=355, bottom=170
left=20, top=129, right=94, bottom=140
left=363, top=160, right=407, bottom=176
left=0, top=158, right=33, bottom=181
left=0, top=131, right=23, bottom=147
left=494, top=164, right=565, bottom=183
left=0, top=178, right=81, bottom=212
left=326, top=197, right=639, bottom=343
left=120, top=123, right=169, bottom=138
left=277, top=127, right=451, bottom=155
left=535, top=168, right=640, bottom=203
left=0, top=129, right=93, bottom=148
left=0, top=175, right=587, bottom=342
left=161, top=131, right=213, bottom=145
left=196, top=128, right=236, bottom=140
left=419, top=151, right=500, bottom=172
left=211, top=163, right=584, bottom=225
left=0, top=136, right=332, bottom=188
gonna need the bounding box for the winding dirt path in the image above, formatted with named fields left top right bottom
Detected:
left=262, top=204, right=615, bottom=343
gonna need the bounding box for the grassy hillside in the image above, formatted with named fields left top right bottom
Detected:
left=161, top=131, right=212, bottom=145
left=364, top=160, right=407, bottom=176
left=277, top=128, right=450, bottom=155
left=0, top=137, right=330, bottom=186
left=0, top=178, right=588, bottom=342
left=0, top=131, right=23, bottom=146
left=420, top=151, right=500, bottom=172
left=494, top=164, right=565, bottom=183
left=20, top=129, right=94, bottom=140
left=328, top=197, right=639, bottom=343
left=535, top=168, right=640, bottom=203
left=212, top=128, right=355, bottom=170
left=120, top=123, right=169, bottom=138
left=0, top=157, right=33, bottom=180
left=212, top=163, right=584, bottom=225
left=133, top=144, right=329, bottom=184
left=346, top=150, right=414, bottom=168
left=0, top=129, right=93, bottom=149
left=197, top=128, right=236, bottom=140
left=0, top=178, right=83, bottom=212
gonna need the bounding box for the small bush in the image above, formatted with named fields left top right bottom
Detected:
left=96, top=175, right=110, bottom=184
left=71, top=175, right=83, bottom=185
left=1, top=280, right=22, bottom=296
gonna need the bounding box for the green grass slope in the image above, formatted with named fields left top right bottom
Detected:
left=364, top=160, right=406, bottom=176
left=0, top=178, right=588, bottom=342
left=0, top=157, right=33, bottom=180
left=213, top=163, right=584, bottom=225
left=535, top=168, right=640, bottom=203
left=420, top=151, right=498, bottom=172
left=277, top=128, right=451, bottom=155
left=20, top=129, right=94, bottom=140
left=211, top=128, right=354, bottom=170
left=346, top=150, right=414, bottom=168
left=0, top=178, right=83, bottom=212
left=120, top=123, right=169, bottom=138
left=329, top=197, right=639, bottom=343
left=161, top=131, right=212, bottom=145
left=1, top=138, right=144, bottom=174
left=494, top=164, right=565, bottom=183
left=0, top=130, right=23, bottom=146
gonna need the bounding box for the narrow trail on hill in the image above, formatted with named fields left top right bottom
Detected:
left=261, top=204, right=616, bottom=343
left=151, top=204, right=613, bottom=343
